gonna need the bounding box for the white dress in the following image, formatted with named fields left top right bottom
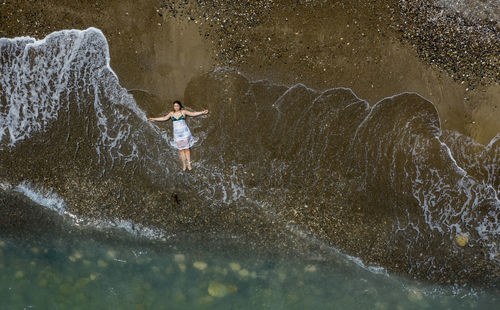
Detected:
left=170, top=113, right=196, bottom=150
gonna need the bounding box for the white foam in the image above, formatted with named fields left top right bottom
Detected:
left=10, top=181, right=170, bottom=241
left=13, top=182, right=69, bottom=215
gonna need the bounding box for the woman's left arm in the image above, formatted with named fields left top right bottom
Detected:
left=183, top=110, right=209, bottom=117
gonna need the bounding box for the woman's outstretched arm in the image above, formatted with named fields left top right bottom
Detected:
left=148, top=112, right=172, bottom=122
left=183, top=109, right=209, bottom=117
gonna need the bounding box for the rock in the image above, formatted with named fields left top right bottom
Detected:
left=407, top=288, right=423, bottom=302
left=304, top=264, right=317, bottom=272
left=106, top=250, right=117, bottom=259
left=374, top=302, right=388, bottom=310
left=164, top=266, right=174, bottom=274
left=207, top=281, right=237, bottom=297
left=97, top=259, right=108, bottom=268
left=174, top=254, right=185, bottom=263
left=15, top=271, right=24, bottom=279
left=198, top=295, right=214, bottom=304
left=455, top=234, right=469, bottom=247
left=174, top=292, right=186, bottom=302
left=178, top=263, right=186, bottom=272
left=214, top=266, right=228, bottom=275
left=238, top=269, right=249, bottom=277
left=229, top=262, right=241, bottom=271
left=193, top=261, right=208, bottom=271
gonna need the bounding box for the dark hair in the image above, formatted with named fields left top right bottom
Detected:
left=173, top=100, right=183, bottom=110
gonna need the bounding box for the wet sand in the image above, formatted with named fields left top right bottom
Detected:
left=1, top=0, right=499, bottom=144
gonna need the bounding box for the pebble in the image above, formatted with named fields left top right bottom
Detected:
left=106, top=250, right=117, bottom=259
left=456, top=234, right=470, bottom=247
left=229, top=262, right=241, bottom=271
left=207, top=281, right=237, bottom=298
left=174, top=254, right=185, bottom=263
left=407, top=288, right=423, bottom=302
left=238, top=269, right=249, bottom=277
left=164, top=266, right=174, bottom=274
left=213, top=266, right=228, bottom=275
left=178, top=263, right=186, bottom=272
left=97, top=259, right=108, bottom=268
left=193, top=261, right=208, bottom=271
left=15, top=271, right=24, bottom=279
left=304, top=264, right=317, bottom=272
left=198, top=295, right=214, bottom=304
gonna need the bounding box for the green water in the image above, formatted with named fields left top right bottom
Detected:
left=0, top=230, right=498, bottom=310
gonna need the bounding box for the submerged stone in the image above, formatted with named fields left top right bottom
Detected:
left=174, top=292, right=186, bottom=302
left=374, top=302, right=388, bottom=310
left=213, top=266, right=228, bottom=275
left=15, top=271, right=24, bottom=279
left=238, top=269, right=249, bottom=277
left=193, top=261, right=208, bottom=271
left=198, top=295, right=214, bottom=304
left=407, top=288, right=423, bottom=302
left=38, top=278, right=48, bottom=287
left=304, top=264, right=317, bottom=272
left=207, top=281, right=237, bottom=297
left=174, top=254, right=185, bottom=263
left=73, top=251, right=82, bottom=259
left=165, top=266, right=174, bottom=274
left=178, top=263, right=186, bottom=272
left=97, top=259, right=108, bottom=268
left=229, top=262, right=241, bottom=271
left=106, top=250, right=117, bottom=259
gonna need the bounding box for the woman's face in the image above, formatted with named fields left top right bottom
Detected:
left=173, top=103, right=181, bottom=111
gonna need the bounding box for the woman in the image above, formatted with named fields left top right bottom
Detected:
left=148, top=100, right=208, bottom=171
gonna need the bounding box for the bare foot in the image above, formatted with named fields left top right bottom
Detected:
left=187, top=161, right=192, bottom=171
left=182, top=165, right=186, bottom=171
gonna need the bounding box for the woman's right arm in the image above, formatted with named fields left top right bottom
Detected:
left=148, top=112, right=172, bottom=122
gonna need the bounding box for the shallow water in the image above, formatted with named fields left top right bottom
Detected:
left=1, top=230, right=498, bottom=310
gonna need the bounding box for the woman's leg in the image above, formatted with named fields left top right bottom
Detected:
left=185, top=148, right=192, bottom=170
left=178, top=150, right=186, bottom=170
